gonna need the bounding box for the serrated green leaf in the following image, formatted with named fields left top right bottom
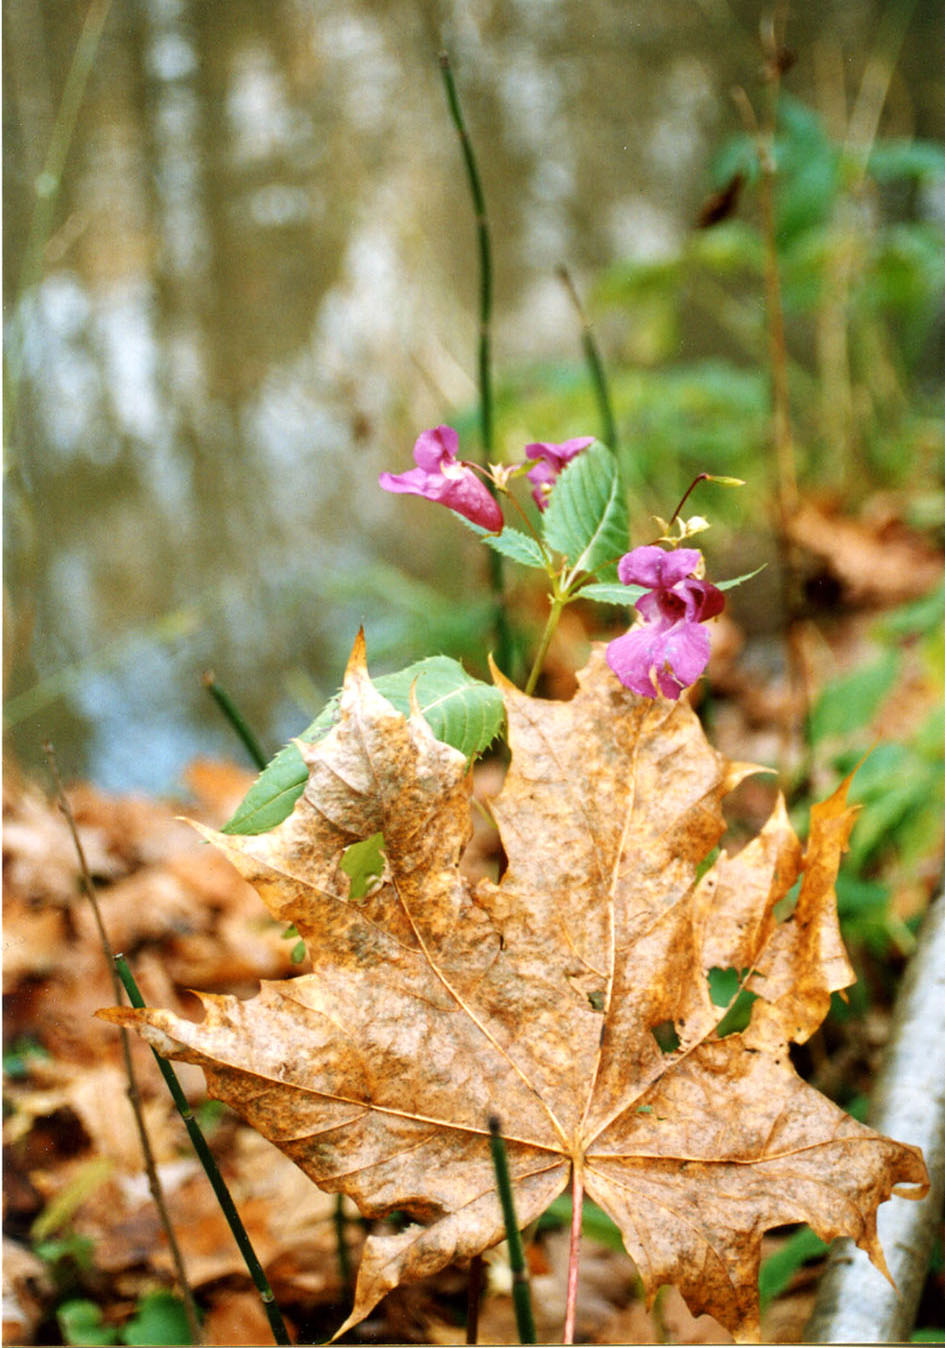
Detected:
left=483, top=527, right=548, bottom=569
left=460, top=518, right=548, bottom=570
left=578, top=582, right=646, bottom=606
left=224, top=656, right=504, bottom=835
left=579, top=565, right=763, bottom=608
left=542, top=441, right=628, bottom=580
left=717, top=565, right=766, bottom=591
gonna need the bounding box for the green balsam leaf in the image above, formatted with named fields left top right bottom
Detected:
left=579, top=582, right=645, bottom=607
left=542, top=440, right=628, bottom=581
left=460, top=518, right=548, bottom=570
left=483, top=527, right=548, bottom=569
left=224, top=655, right=504, bottom=835
left=580, top=565, right=764, bottom=608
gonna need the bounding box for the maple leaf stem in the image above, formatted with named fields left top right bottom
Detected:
left=113, top=953, right=292, bottom=1346
left=563, top=1165, right=584, bottom=1345
left=488, top=1115, right=537, bottom=1344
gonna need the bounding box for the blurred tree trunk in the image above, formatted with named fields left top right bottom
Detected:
left=804, top=881, right=945, bottom=1343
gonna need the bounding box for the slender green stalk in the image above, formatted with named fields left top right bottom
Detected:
left=523, top=595, right=566, bottom=697
left=438, top=51, right=513, bottom=677
left=202, top=670, right=268, bottom=770
left=438, top=52, right=493, bottom=460
left=333, top=1193, right=352, bottom=1298
left=44, top=744, right=203, bottom=1345
left=557, top=265, right=618, bottom=451
left=115, top=955, right=292, bottom=1347
left=487, top=1116, right=536, bottom=1345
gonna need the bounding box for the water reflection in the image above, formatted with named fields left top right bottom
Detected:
left=4, top=0, right=942, bottom=791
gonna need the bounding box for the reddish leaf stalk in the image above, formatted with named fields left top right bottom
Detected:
left=563, top=1164, right=584, bottom=1345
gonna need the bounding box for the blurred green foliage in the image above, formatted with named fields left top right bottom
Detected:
left=479, top=95, right=945, bottom=550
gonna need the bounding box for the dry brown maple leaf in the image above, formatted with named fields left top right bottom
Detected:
left=99, top=634, right=928, bottom=1341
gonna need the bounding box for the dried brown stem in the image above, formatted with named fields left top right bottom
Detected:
left=43, top=743, right=202, bottom=1345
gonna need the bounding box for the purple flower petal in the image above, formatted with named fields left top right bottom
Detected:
left=379, top=425, right=503, bottom=531
left=412, top=424, right=460, bottom=473
left=607, top=544, right=723, bottom=698
left=617, top=545, right=703, bottom=590
left=524, top=437, right=594, bottom=510
left=606, top=616, right=711, bottom=700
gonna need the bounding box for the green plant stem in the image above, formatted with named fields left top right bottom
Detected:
left=114, top=955, right=292, bottom=1347
left=557, top=264, right=618, bottom=451
left=487, top=1116, right=536, bottom=1345
left=202, top=670, right=268, bottom=770
left=438, top=50, right=513, bottom=678
left=44, top=744, right=203, bottom=1346
left=333, top=1193, right=353, bottom=1298
left=438, top=52, right=493, bottom=461
left=523, top=594, right=566, bottom=697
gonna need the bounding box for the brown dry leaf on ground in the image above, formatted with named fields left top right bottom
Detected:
left=786, top=498, right=944, bottom=607
left=101, top=634, right=929, bottom=1342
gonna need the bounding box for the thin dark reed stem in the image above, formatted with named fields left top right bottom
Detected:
left=44, top=744, right=203, bottom=1345
left=557, top=264, right=618, bottom=451
left=438, top=52, right=493, bottom=461
left=202, top=670, right=268, bottom=770
left=438, top=51, right=513, bottom=677
left=465, top=1252, right=485, bottom=1344
left=487, top=1116, right=536, bottom=1344
left=333, top=1192, right=353, bottom=1299
left=114, top=956, right=292, bottom=1346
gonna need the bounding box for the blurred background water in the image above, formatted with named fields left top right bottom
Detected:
left=4, top=0, right=944, bottom=793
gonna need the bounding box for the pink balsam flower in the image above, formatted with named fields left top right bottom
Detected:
left=606, top=545, right=724, bottom=699
left=379, top=425, right=503, bottom=532
left=524, top=437, right=594, bottom=509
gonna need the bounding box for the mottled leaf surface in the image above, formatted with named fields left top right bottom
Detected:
left=102, top=636, right=927, bottom=1341
left=223, top=655, right=504, bottom=835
